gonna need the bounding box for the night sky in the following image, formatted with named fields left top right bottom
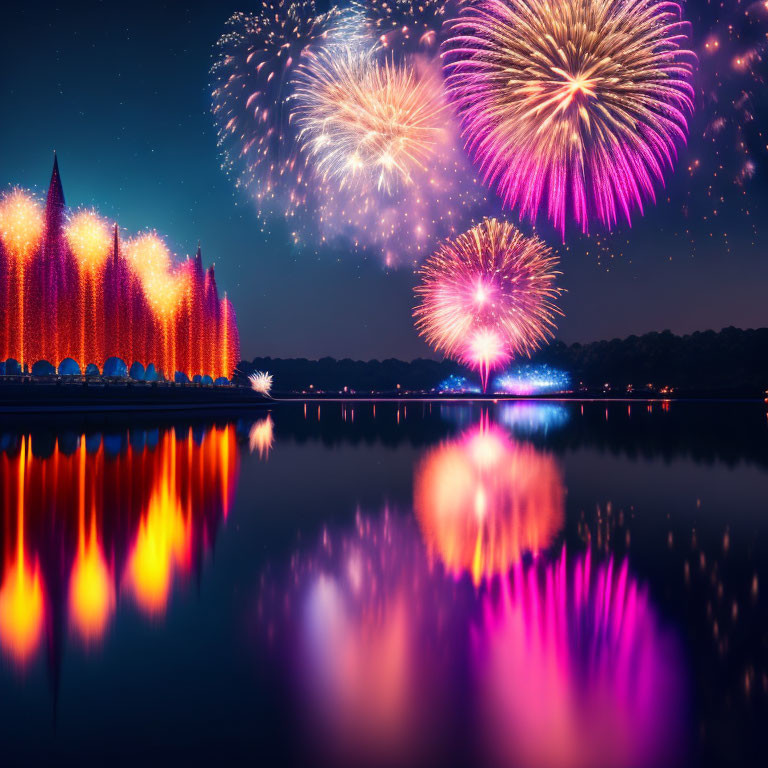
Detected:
left=1, top=0, right=766, bottom=361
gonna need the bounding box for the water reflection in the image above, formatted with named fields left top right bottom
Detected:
left=260, top=503, right=684, bottom=768
left=0, top=422, right=239, bottom=667
left=414, top=421, right=565, bottom=584
left=475, top=549, right=685, bottom=768
left=249, top=415, right=275, bottom=459
left=0, top=438, right=45, bottom=663
left=69, top=438, right=115, bottom=642
left=2, top=402, right=766, bottom=765
left=496, top=401, right=570, bottom=435
left=261, top=510, right=469, bottom=767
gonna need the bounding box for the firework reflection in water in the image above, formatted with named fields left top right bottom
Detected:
left=257, top=505, right=684, bottom=767
left=414, top=422, right=565, bottom=584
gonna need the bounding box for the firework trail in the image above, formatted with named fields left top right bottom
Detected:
left=210, top=1, right=341, bottom=216
left=442, top=0, right=696, bottom=236
left=414, top=218, right=562, bottom=391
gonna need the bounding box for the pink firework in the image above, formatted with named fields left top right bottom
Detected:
left=442, top=0, right=696, bottom=236
left=414, top=218, right=563, bottom=391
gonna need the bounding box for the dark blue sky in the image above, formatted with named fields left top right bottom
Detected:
left=1, top=0, right=766, bottom=360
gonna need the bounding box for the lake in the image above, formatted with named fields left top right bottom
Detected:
left=0, top=401, right=766, bottom=767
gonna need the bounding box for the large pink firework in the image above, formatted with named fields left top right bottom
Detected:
left=414, top=218, right=563, bottom=391
left=442, top=0, right=696, bottom=236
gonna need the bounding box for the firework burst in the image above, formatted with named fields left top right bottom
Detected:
left=126, top=232, right=186, bottom=314
left=442, top=0, right=696, bottom=235
left=292, top=42, right=484, bottom=264
left=292, top=46, right=448, bottom=194
left=249, top=370, right=274, bottom=396
left=210, top=1, right=340, bottom=214
left=414, top=218, right=562, bottom=391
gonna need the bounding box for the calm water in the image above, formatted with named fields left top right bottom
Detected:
left=0, top=401, right=766, bottom=767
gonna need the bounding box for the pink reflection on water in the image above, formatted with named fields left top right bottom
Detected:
left=475, top=548, right=685, bottom=768
left=262, top=510, right=464, bottom=766
left=260, top=508, right=686, bottom=767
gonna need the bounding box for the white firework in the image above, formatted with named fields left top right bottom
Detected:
left=249, top=371, right=274, bottom=396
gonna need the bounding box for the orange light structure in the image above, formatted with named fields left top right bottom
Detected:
left=0, top=156, right=240, bottom=379
left=0, top=189, right=44, bottom=368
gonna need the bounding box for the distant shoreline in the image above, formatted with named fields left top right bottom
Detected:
left=0, top=379, right=269, bottom=413
left=1, top=379, right=764, bottom=413
left=272, top=393, right=766, bottom=403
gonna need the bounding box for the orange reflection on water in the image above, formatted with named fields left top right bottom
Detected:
left=0, top=553, right=44, bottom=664
left=126, top=445, right=191, bottom=615
left=125, top=427, right=239, bottom=615
left=69, top=437, right=114, bottom=642
left=0, top=436, right=45, bottom=664
left=70, top=517, right=114, bottom=642
left=0, top=422, right=239, bottom=660
left=414, top=423, right=565, bottom=584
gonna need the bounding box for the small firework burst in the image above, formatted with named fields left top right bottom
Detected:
left=414, top=218, right=563, bottom=391
left=249, top=370, right=274, bottom=396
left=442, top=0, right=696, bottom=235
